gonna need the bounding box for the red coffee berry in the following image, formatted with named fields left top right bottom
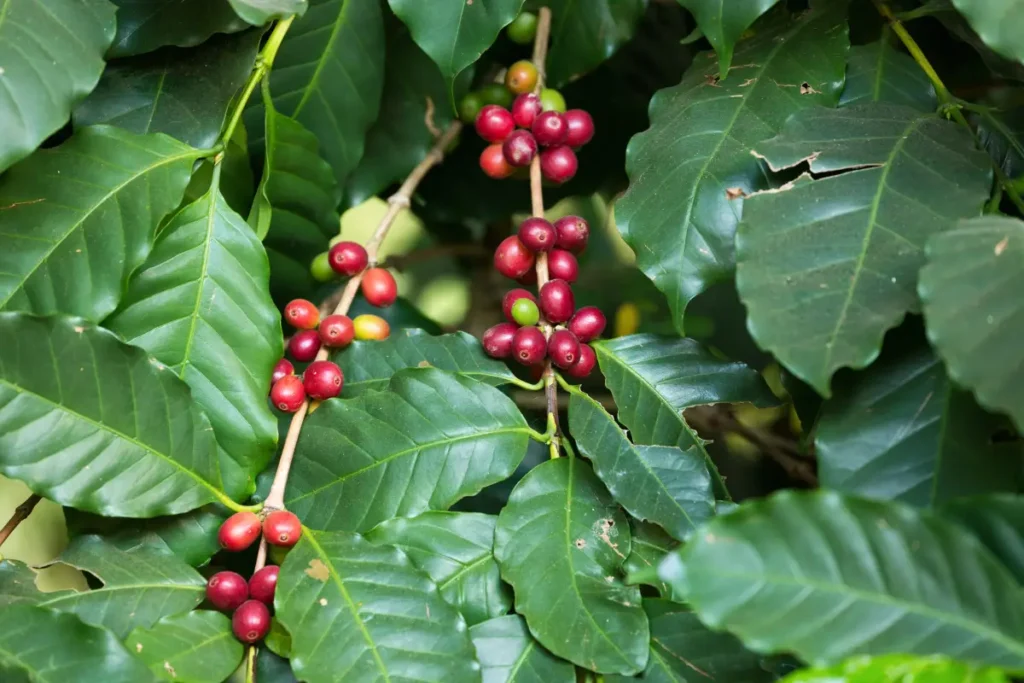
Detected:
left=248, top=566, right=279, bottom=605
left=480, top=143, right=515, bottom=179
left=512, top=93, right=543, bottom=129
left=564, top=109, right=595, bottom=148
left=232, top=600, right=271, bottom=644
left=319, top=314, right=355, bottom=348
left=263, top=510, right=302, bottom=547
left=270, top=375, right=306, bottom=413
left=270, top=358, right=294, bottom=386
left=218, top=512, right=262, bottom=552
left=532, top=111, right=568, bottom=147
left=548, top=329, right=581, bottom=370
left=494, top=236, right=535, bottom=279
left=361, top=268, right=398, bottom=308
left=475, top=105, right=515, bottom=142
left=303, top=360, right=344, bottom=400
left=540, top=146, right=578, bottom=184
left=502, top=288, right=537, bottom=323
left=554, top=215, right=590, bottom=252
left=206, top=571, right=249, bottom=611
left=517, top=217, right=556, bottom=252
left=565, top=343, right=596, bottom=379
left=539, top=279, right=575, bottom=323
left=512, top=326, right=547, bottom=365
left=483, top=322, right=519, bottom=358
left=568, top=306, right=607, bottom=342
left=287, top=329, right=321, bottom=362
left=502, top=130, right=538, bottom=168
left=284, top=299, right=320, bottom=330
left=328, top=241, right=368, bottom=276
left=547, top=249, right=579, bottom=283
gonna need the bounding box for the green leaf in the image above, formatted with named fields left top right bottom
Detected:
left=0, top=604, right=158, bottom=682
left=569, top=390, right=714, bottom=541
left=950, top=0, right=1024, bottom=67
left=660, top=490, right=1024, bottom=669
left=108, top=0, right=249, bottom=57
left=470, top=615, right=576, bottom=683
left=276, top=529, right=480, bottom=682
left=388, top=0, right=523, bottom=101
left=781, top=654, right=1011, bottom=683
left=105, top=182, right=282, bottom=499
left=972, top=89, right=1024, bottom=178
left=0, top=559, right=43, bottom=608
left=366, top=511, right=511, bottom=626
left=593, top=334, right=779, bottom=497
left=942, top=495, right=1024, bottom=585
left=622, top=521, right=681, bottom=601
left=0, top=127, right=198, bottom=322
left=334, top=329, right=516, bottom=398
left=127, top=611, right=244, bottom=683
left=228, top=0, right=307, bottom=25
left=737, top=104, right=992, bottom=395
left=674, top=0, right=781, bottom=78
left=920, top=216, right=1024, bottom=432
left=606, top=600, right=774, bottom=683
left=616, top=3, right=849, bottom=331
left=494, top=457, right=649, bottom=675
left=257, top=650, right=299, bottom=683
left=256, top=0, right=385, bottom=186
left=0, top=314, right=232, bottom=516
left=0, top=0, right=115, bottom=173
left=816, top=341, right=1021, bottom=507
left=543, top=0, right=646, bottom=87
left=838, top=41, right=937, bottom=111
left=285, top=368, right=532, bottom=531
left=75, top=31, right=261, bottom=149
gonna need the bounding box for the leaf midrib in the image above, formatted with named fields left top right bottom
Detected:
left=291, top=0, right=350, bottom=117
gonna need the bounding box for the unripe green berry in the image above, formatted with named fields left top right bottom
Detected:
left=540, top=88, right=566, bottom=113
left=507, top=12, right=538, bottom=44
left=511, top=298, right=540, bottom=326
left=310, top=252, right=336, bottom=282
left=479, top=83, right=514, bottom=109
left=458, top=92, right=485, bottom=124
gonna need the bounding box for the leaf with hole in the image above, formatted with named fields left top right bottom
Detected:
left=0, top=559, right=43, bottom=608
left=780, top=654, right=1011, bottom=683
left=941, top=495, right=1024, bottom=586
left=127, top=611, right=244, bottom=683
left=838, top=41, right=937, bottom=111
left=470, top=614, right=575, bottom=683
left=674, top=0, right=782, bottom=78
left=108, top=0, right=249, bottom=57
left=542, top=0, right=646, bottom=87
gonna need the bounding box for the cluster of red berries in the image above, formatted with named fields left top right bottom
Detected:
left=207, top=510, right=301, bottom=644
left=483, top=215, right=605, bottom=378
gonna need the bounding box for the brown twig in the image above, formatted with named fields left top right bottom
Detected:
left=0, top=494, right=41, bottom=549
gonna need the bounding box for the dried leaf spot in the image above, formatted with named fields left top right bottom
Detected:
left=164, top=661, right=176, bottom=678
left=800, top=82, right=820, bottom=95
left=319, top=598, right=328, bottom=606
left=135, top=643, right=143, bottom=653
left=418, top=360, right=432, bottom=368
left=739, top=78, right=757, bottom=87
left=305, top=559, right=329, bottom=582
left=574, top=538, right=586, bottom=549
left=726, top=187, right=747, bottom=200
left=995, top=236, right=1009, bottom=256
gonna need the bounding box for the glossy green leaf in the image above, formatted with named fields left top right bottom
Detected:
left=660, top=491, right=1024, bottom=668
left=622, top=521, right=681, bottom=601
left=569, top=390, right=714, bottom=541
left=942, top=495, right=1024, bottom=585
left=838, top=41, right=937, bottom=111
left=816, top=342, right=1021, bottom=507
left=0, top=314, right=231, bottom=516
left=674, top=0, right=781, bottom=78
left=616, top=4, right=849, bottom=331
left=0, top=127, right=197, bottom=322
left=285, top=368, right=532, bottom=531
left=127, top=611, right=244, bottom=683
left=66, top=507, right=227, bottom=567
left=920, top=216, right=1024, bottom=431
left=0, top=559, right=43, bottom=608
left=257, top=650, right=300, bottom=683
left=388, top=0, right=523, bottom=100
left=106, top=182, right=282, bottom=499
left=366, top=511, right=511, bottom=626
left=108, top=0, right=249, bottom=57
left=470, top=615, right=575, bottom=683
left=950, top=0, right=1024, bottom=66
left=334, top=329, right=516, bottom=397
left=544, top=0, right=646, bottom=87
left=0, top=0, right=115, bottom=173
left=494, top=457, right=649, bottom=675
left=737, top=104, right=992, bottom=395
left=75, top=31, right=261, bottom=149
left=0, top=604, right=158, bottom=682
left=781, top=654, right=1011, bottom=683
left=276, top=529, right=480, bottom=682
left=593, top=335, right=779, bottom=497
left=228, top=0, right=307, bottom=25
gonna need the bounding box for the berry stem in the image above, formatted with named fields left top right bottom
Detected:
left=0, top=494, right=41, bottom=550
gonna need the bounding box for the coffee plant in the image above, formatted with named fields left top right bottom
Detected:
left=1, top=0, right=1024, bottom=681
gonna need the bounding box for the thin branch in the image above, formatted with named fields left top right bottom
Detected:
left=0, top=494, right=41, bottom=549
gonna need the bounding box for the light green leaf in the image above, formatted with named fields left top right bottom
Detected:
left=285, top=368, right=532, bottom=531
left=674, top=0, right=781, bottom=78
left=781, top=654, right=1011, bottom=683
left=920, top=216, right=1024, bottom=432
left=0, top=127, right=197, bottom=322
left=0, top=0, right=115, bottom=173
left=950, top=0, right=1024, bottom=67
left=839, top=41, right=937, bottom=111
left=543, top=0, right=646, bottom=87
left=276, top=529, right=480, bottom=682
left=494, top=457, right=649, bottom=675
left=942, top=495, right=1024, bottom=585
left=334, top=329, right=516, bottom=398
left=737, top=103, right=992, bottom=395
left=229, top=0, right=307, bottom=25
left=470, top=614, right=575, bottom=683
left=616, top=3, right=849, bottom=331
left=127, top=611, right=244, bottom=683
left=622, top=521, right=681, bottom=601
left=660, top=490, right=1024, bottom=669
left=0, top=604, right=158, bottom=682
left=569, top=390, right=714, bottom=541
left=366, top=511, right=512, bottom=626
left=0, top=314, right=232, bottom=516
left=108, top=0, right=249, bottom=57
